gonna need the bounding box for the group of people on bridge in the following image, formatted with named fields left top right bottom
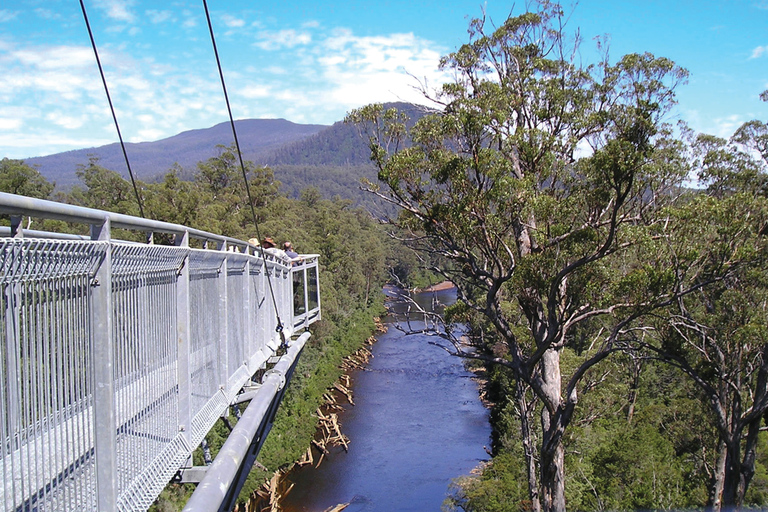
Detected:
left=248, top=236, right=302, bottom=266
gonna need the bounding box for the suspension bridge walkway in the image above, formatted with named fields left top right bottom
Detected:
left=0, top=192, right=321, bottom=512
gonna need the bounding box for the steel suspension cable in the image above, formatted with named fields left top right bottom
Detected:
left=79, top=0, right=145, bottom=218
left=202, top=0, right=285, bottom=340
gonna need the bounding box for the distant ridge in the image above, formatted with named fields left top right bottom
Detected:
left=265, top=102, right=427, bottom=167
left=25, top=118, right=327, bottom=187
left=20, top=102, right=429, bottom=209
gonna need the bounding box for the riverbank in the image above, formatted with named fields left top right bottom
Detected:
left=419, top=280, right=456, bottom=292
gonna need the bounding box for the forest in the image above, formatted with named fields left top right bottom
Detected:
left=2, top=2, right=768, bottom=511
left=345, top=3, right=768, bottom=512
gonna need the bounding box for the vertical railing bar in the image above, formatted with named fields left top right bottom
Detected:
left=118, top=256, right=126, bottom=492
left=76, top=271, right=89, bottom=508
left=20, top=276, right=31, bottom=508
left=176, top=232, right=191, bottom=451
left=52, top=271, right=62, bottom=508
left=132, top=249, right=140, bottom=486
left=84, top=267, right=95, bottom=510
left=302, top=266, right=309, bottom=331
left=131, top=250, right=139, bottom=489
left=244, top=258, right=251, bottom=372
left=0, top=254, right=9, bottom=511
left=220, top=250, right=228, bottom=391
left=128, top=254, right=137, bottom=489
left=91, top=219, right=117, bottom=512
left=39, top=272, right=48, bottom=505
left=61, top=271, right=73, bottom=508
left=31, top=273, right=40, bottom=506
left=52, top=272, right=60, bottom=507
left=4, top=254, right=20, bottom=478
left=52, top=272, right=62, bottom=508
left=41, top=274, right=51, bottom=508
left=68, top=272, right=79, bottom=508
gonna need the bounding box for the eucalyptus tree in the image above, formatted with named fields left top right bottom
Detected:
left=70, top=156, right=141, bottom=215
left=0, top=158, right=54, bottom=199
left=647, top=115, right=768, bottom=510
left=193, top=143, right=280, bottom=238
left=347, top=3, right=689, bottom=511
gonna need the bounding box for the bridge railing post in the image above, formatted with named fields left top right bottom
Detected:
left=91, top=218, right=117, bottom=512
left=243, top=256, right=253, bottom=372
left=176, top=231, right=192, bottom=450
left=218, top=242, right=229, bottom=391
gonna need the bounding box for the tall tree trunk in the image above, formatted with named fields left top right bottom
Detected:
left=722, top=439, right=743, bottom=508
left=710, top=440, right=727, bottom=512
left=540, top=427, right=566, bottom=512
left=516, top=380, right=541, bottom=512
left=539, top=348, right=566, bottom=512
left=626, top=358, right=642, bottom=425
left=738, top=418, right=761, bottom=505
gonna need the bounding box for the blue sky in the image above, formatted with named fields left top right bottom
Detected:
left=1, top=0, right=767, bottom=160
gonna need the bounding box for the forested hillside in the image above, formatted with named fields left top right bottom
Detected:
left=24, top=118, right=327, bottom=186
left=18, top=103, right=425, bottom=212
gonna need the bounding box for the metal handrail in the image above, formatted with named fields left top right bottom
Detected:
left=0, top=192, right=321, bottom=511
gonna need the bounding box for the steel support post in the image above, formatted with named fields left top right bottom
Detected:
left=91, top=219, right=117, bottom=512
left=176, top=231, right=192, bottom=448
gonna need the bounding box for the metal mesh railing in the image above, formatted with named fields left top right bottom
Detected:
left=0, top=192, right=321, bottom=511
left=0, top=239, right=106, bottom=511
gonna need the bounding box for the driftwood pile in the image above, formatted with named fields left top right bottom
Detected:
left=236, top=468, right=292, bottom=512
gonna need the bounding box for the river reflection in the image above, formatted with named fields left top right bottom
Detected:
left=281, top=287, right=491, bottom=512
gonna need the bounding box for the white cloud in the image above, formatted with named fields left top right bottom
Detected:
left=750, top=45, right=767, bottom=59
left=264, top=66, right=287, bottom=75
left=221, top=14, right=245, bottom=28
left=255, top=29, right=312, bottom=50
left=1, top=16, right=451, bottom=158
left=94, top=0, right=137, bottom=23
left=181, top=10, right=197, bottom=28
left=0, top=10, right=18, bottom=23
left=0, top=118, right=22, bottom=130
left=240, top=85, right=272, bottom=99
left=45, top=112, right=86, bottom=130
left=709, top=114, right=746, bottom=138
left=13, top=46, right=94, bottom=70
left=312, top=30, right=447, bottom=107
left=33, top=8, right=57, bottom=20
left=146, top=10, right=172, bottom=24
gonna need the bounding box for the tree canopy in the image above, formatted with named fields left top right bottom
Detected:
left=348, top=3, right=767, bottom=512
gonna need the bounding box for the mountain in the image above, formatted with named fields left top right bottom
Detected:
left=21, top=102, right=429, bottom=209
left=25, top=118, right=328, bottom=187
left=264, top=103, right=427, bottom=167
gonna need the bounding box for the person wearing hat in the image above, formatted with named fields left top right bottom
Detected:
left=261, top=236, right=291, bottom=263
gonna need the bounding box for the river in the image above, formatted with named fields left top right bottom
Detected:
left=281, top=286, right=491, bottom=512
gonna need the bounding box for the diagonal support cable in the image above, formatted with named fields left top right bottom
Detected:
left=79, top=0, right=146, bottom=219
left=202, top=0, right=285, bottom=342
